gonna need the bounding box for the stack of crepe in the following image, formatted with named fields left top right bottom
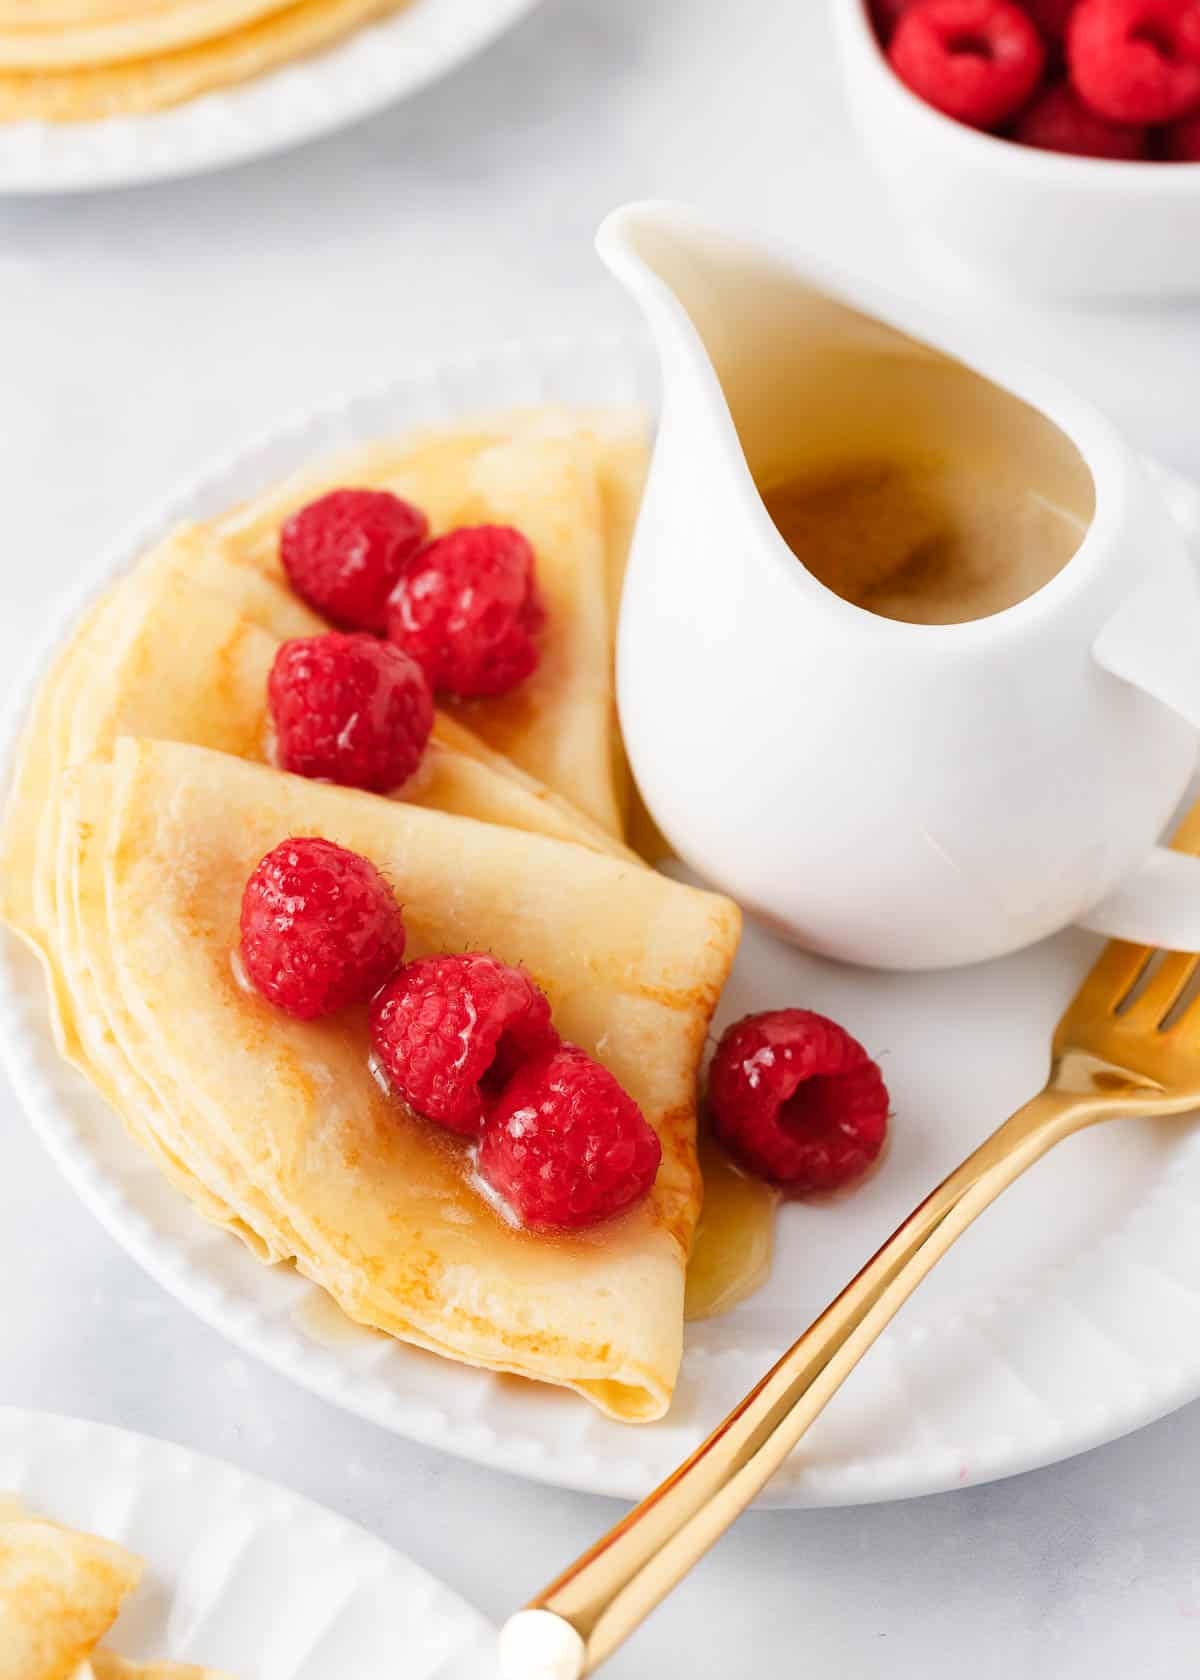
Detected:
left=0, top=410, right=742, bottom=1422
left=0, top=0, right=408, bottom=122
left=0, top=1496, right=230, bottom=1677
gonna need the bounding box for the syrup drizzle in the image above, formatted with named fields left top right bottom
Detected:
left=229, top=946, right=255, bottom=996
left=294, top=1289, right=384, bottom=1349
left=245, top=917, right=780, bottom=1317
left=685, top=1133, right=780, bottom=1321
left=366, top=1049, right=393, bottom=1097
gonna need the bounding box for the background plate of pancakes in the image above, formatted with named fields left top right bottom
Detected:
left=0, top=1406, right=494, bottom=1674
left=11, top=330, right=1200, bottom=1508
left=0, top=0, right=546, bottom=195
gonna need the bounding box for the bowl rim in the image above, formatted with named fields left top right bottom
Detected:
left=838, top=0, right=1200, bottom=191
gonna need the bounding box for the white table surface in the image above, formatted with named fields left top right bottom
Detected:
left=4, top=1, right=1200, bottom=1674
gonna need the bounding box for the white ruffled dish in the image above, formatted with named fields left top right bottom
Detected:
left=0, top=0, right=545, bottom=195
left=6, top=331, right=1200, bottom=1508
left=0, top=1406, right=495, bottom=1674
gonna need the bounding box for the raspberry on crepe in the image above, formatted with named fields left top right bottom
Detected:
left=268, top=632, right=434, bottom=793
left=240, top=837, right=406, bottom=1020
left=479, top=1044, right=662, bottom=1230
left=53, top=740, right=740, bottom=1420
left=387, top=524, right=545, bottom=701
left=280, top=488, right=428, bottom=633
left=203, top=422, right=630, bottom=837
left=370, top=953, right=559, bottom=1137
left=0, top=406, right=742, bottom=1423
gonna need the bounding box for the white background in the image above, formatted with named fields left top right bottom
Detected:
left=3, top=0, right=1200, bottom=1674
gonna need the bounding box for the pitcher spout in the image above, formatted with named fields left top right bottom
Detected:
left=598, top=202, right=954, bottom=508
left=595, top=202, right=760, bottom=512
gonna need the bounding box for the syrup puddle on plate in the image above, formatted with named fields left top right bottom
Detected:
left=294, top=1289, right=387, bottom=1350
left=685, top=1134, right=780, bottom=1321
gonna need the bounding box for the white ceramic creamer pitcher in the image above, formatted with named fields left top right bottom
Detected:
left=598, top=202, right=1200, bottom=970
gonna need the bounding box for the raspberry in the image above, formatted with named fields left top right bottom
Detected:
left=1067, top=0, right=1200, bottom=123
left=478, top=1044, right=661, bottom=1229
left=708, top=1010, right=889, bottom=1192
left=370, top=953, right=560, bottom=1137
left=888, top=0, right=1047, bottom=127
left=386, top=525, right=544, bottom=700
left=240, top=838, right=406, bottom=1020
left=268, top=632, right=433, bottom=794
left=1022, top=0, right=1078, bottom=39
left=1014, top=77, right=1150, bottom=148
left=280, top=488, right=429, bottom=633
left=1165, top=106, right=1200, bottom=149
left=872, top=0, right=922, bottom=38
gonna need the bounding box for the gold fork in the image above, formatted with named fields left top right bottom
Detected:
left=499, top=800, right=1200, bottom=1680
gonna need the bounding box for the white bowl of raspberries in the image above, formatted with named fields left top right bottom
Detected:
left=833, top=0, right=1200, bottom=297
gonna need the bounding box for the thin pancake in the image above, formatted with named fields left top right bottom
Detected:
left=0, top=527, right=293, bottom=975
left=204, top=407, right=650, bottom=614
left=27, top=551, right=634, bottom=1073
left=69, top=739, right=739, bottom=1418
left=0, top=1502, right=141, bottom=1680
left=439, top=432, right=619, bottom=833
left=0, top=0, right=294, bottom=71
left=93, top=1661, right=234, bottom=1679
left=500, top=405, right=650, bottom=621
left=138, top=554, right=634, bottom=858
left=57, top=769, right=285, bottom=1258
left=143, top=524, right=325, bottom=641
left=203, top=416, right=641, bottom=837
left=2, top=415, right=643, bottom=1070
left=0, top=0, right=404, bottom=121
left=465, top=404, right=651, bottom=831
left=30, top=549, right=633, bottom=962
left=3, top=520, right=631, bottom=1032
left=0, top=598, right=108, bottom=1044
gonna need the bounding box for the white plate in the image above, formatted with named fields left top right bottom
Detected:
left=0, top=0, right=544, bottom=196
left=0, top=1406, right=495, bottom=1674
left=6, top=330, right=1200, bottom=1509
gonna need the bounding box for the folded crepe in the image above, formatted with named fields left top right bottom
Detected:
left=0, top=527, right=632, bottom=1055
left=202, top=417, right=645, bottom=837
left=0, top=0, right=298, bottom=69
left=0, top=0, right=404, bottom=121
left=0, top=1497, right=233, bottom=1680
left=1, top=410, right=726, bottom=1418
left=58, top=738, right=740, bottom=1417
left=91, top=1659, right=233, bottom=1679
left=0, top=1499, right=140, bottom=1680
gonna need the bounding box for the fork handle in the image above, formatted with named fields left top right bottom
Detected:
left=501, top=1088, right=1092, bottom=1680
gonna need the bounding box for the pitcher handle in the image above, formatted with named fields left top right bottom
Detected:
left=1092, top=547, right=1200, bottom=731
left=1078, top=847, right=1200, bottom=948
left=1081, top=544, right=1200, bottom=948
